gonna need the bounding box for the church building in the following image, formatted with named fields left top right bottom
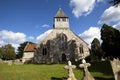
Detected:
left=33, top=8, right=90, bottom=63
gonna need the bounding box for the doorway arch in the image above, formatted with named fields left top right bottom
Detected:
left=62, top=53, right=66, bottom=62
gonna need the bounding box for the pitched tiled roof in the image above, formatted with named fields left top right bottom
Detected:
left=54, top=8, right=68, bottom=18
left=24, top=43, right=36, bottom=52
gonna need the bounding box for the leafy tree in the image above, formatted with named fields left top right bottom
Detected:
left=0, top=47, right=3, bottom=58
left=16, top=41, right=34, bottom=59
left=109, top=0, right=120, bottom=6
left=91, top=38, right=103, bottom=60
left=101, top=24, right=120, bottom=59
left=2, top=44, right=16, bottom=60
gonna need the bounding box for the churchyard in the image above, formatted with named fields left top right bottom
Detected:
left=0, top=61, right=114, bottom=80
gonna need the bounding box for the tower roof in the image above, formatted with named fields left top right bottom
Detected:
left=54, top=8, right=68, bottom=18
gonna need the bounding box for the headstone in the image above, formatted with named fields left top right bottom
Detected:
left=64, top=61, right=77, bottom=80
left=110, top=58, right=120, bottom=80
left=79, top=59, right=95, bottom=80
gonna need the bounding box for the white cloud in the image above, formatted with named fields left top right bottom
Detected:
left=27, top=36, right=34, bottom=40
left=41, top=24, right=50, bottom=28
left=70, top=0, right=96, bottom=18
left=0, top=30, right=26, bottom=43
left=0, top=30, right=28, bottom=52
left=98, top=6, right=120, bottom=24
left=0, top=30, right=40, bottom=52
left=35, top=24, right=50, bottom=29
left=79, top=27, right=101, bottom=47
left=113, top=22, right=120, bottom=31
left=97, top=0, right=103, bottom=3
left=0, top=40, right=6, bottom=46
left=36, top=29, right=53, bottom=43
left=11, top=43, right=20, bottom=52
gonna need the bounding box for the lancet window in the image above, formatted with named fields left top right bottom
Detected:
left=42, top=47, right=47, bottom=55
left=79, top=44, right=84, bottom=54
left=60, top=33, right=67, bottom=49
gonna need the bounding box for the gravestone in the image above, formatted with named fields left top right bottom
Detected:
left=79, top=59, right=95, bottom=80
left=64, top=61, right=77, bottom=80
left=110, top=58, right=120, bottom=80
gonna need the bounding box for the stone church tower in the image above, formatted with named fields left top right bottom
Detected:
left=33, top=8, right=90, bottom=63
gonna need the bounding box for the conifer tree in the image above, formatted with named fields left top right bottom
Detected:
left=91, top=38, right=103, bottom=60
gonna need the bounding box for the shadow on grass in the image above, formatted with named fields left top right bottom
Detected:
left=73, top=60, right=114, bottom=75
left=89, top=61, right=114, bottom=75
left=72, top=60, right=114, bottom=80
left=94, top=77, right=114, bottom=80
left=31, top=62, right=67, bottom=65
left=51, top=77, right=67, bottom=80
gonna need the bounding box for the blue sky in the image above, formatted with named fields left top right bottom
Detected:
left=0, top=0, right=120, bottom=50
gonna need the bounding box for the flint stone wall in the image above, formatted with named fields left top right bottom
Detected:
left=33, top=29, right=89, bottom=63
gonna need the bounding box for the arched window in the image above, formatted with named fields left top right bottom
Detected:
left=42, top=47, right=47, bottom=55
left=79, top=44, right=84, bottom=54
left=60, top=33, right=67, bottom=49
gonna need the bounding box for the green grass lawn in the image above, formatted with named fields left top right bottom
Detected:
left=0, top=61, right=114, bottom=80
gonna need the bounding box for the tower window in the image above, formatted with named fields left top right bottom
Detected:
left=79, top=44, right=84, bottom=54
left=62, top=18, right=66, bottom=21
left=57, top=18, right=60, bottom=21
